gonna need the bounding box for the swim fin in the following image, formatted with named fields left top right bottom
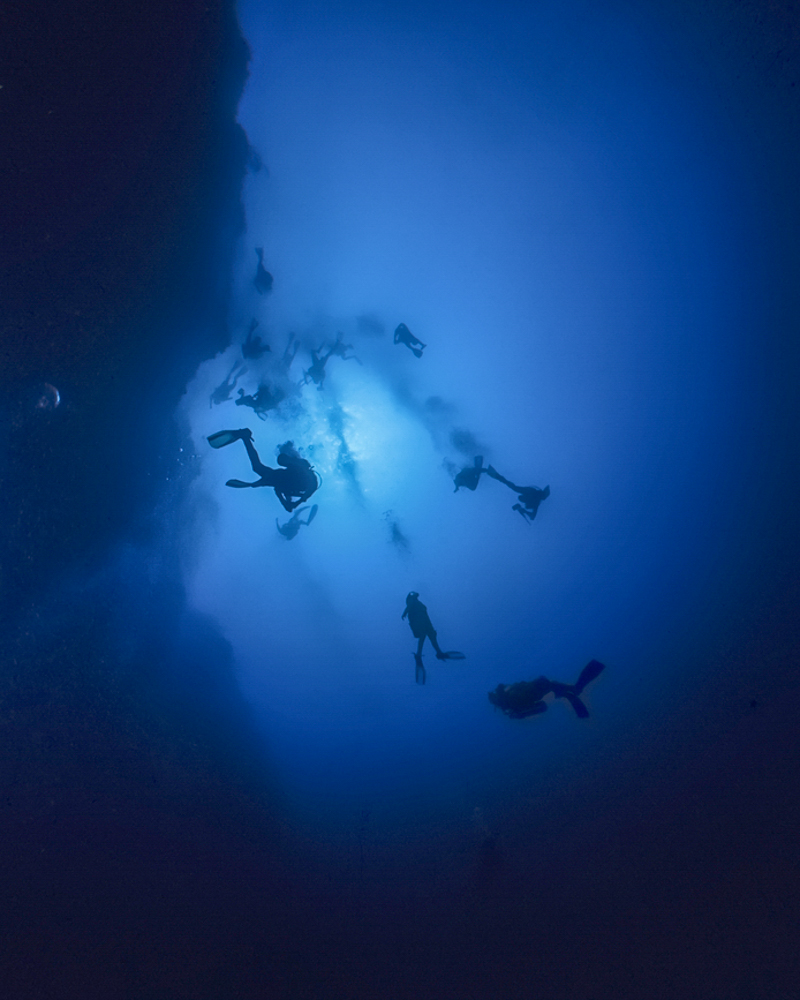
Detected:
left=225, top=479, right=254, bottom=488
left=574, top=659, right=605, bottom=694
left=208, top=429, right=246, bottom=449
left=440, top=651, right=466, bottom=660
left=307, top=504, right=319, bottom=525
left=563, top=693, right=590, bottom=718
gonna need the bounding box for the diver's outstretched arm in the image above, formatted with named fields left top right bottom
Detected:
left=512, top=503, right=532, bottom=523
left=275, top=489, right=299, bottom=512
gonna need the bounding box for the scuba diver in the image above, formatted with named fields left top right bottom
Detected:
left=486, top=465, right=550, bottom=523
left=254, top=247, right=273, bottom=294
left=402, top=592, right=465, bottom=684
left=488, top=660, right=605, bottom=719
left=393, top=323, right=426, bottom=358
left=276, top=504, right=318, bottom=540
left=208, top=429, right=320, bottom=512
left=454, top=455, right=486, bottom=492
left=275, top=333, right=299, bottom=375
left=235, top=382, right=285, bottom=420
left=303, top=334, right=360, bottom=390
left=242, top=319, right=271, bottom=360
left=209, top=360, right=247, bottom=408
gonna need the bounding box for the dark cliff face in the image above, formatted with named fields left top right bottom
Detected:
left=0, top=10, right=279, bottom=996
left=1, top=1, right=250, bottom=600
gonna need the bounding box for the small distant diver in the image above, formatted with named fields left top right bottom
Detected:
left=488, top=660, right=605, bottom=719
left=242, top=319, right=271, bottom=360
left=208, top=428, right=320, bottom=512
left=278, top=332, right=300, bottom=375
left=254, top=247, right=273, bottom=294
left=402, top=592, right=465, bottom=684
left=393, top=322, right=426, bottom=358
left=303, top=334, right=360, bottom=390
left=486, top=465, right=550, bottom=523
left=210, top=360, right=247, bottom=408
left=454, top=455, right=486, bottom=492
left=235, top=381, right=285, bottom=419
left=383, top=510, right=410, bottom=554
left=276, top=504, right=318, bottom=540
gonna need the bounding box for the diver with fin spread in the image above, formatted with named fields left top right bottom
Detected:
left=488, top=660, right=605, bottom=719
left=486, top=465, right=550, bottom=523
left=208, top=429, right=320, bottom=512
left=276, top=504, right=318, bottom=540
left=393, top=323, right=426, bottom=358
left=402, top=592, right=465, bottom=684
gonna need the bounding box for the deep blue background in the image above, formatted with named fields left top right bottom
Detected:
left=2, top=2, right=798, bottom=997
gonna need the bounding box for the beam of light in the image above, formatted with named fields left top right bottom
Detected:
left=176, top=0, right=764, bottom=859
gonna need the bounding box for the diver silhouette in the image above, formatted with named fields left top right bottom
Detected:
left=276, top=504, right=318, bottom=540
left=303, top=334, right=360, bottom=390
left=277, top=332, right=300, bottom=376
left=402, top=592, right=465, bottom=681
left=488, top=660, right=605, bottom=719
left=486, top=465, right=550, bottom=522
left=254, top=247, right=273, bottom=293
left=393, top=323, right=426, bottom=357
left=208, top=429, right=320, bottom=512
left=209, top=360, right=247, bottom=407
left=454, top=455, right=486, bottom=492
left=242, top=319, right=271, bottom=360
left=235, top=382, right=285, bottom=420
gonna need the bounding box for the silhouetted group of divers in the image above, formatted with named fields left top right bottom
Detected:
left=402, top=590, right=604, bottom=714
left=206, top=250, right=605, bottom=719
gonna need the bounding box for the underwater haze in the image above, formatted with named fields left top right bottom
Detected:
left=180, top=0, right=777, bottom=885
left=4, top=0, right=798, bottom=996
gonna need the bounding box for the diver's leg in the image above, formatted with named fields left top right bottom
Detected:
left=429, top=630, right=446, bottom=659
left=240, top=433, right=272, bottom=478
left=416, top=636, right=426, bottom=657
left=486, top=467, right=518, bottom=491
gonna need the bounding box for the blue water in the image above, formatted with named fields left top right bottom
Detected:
left=174, top=0, right=784, bottom=891
left=5, top=3, right=797, bottom=995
